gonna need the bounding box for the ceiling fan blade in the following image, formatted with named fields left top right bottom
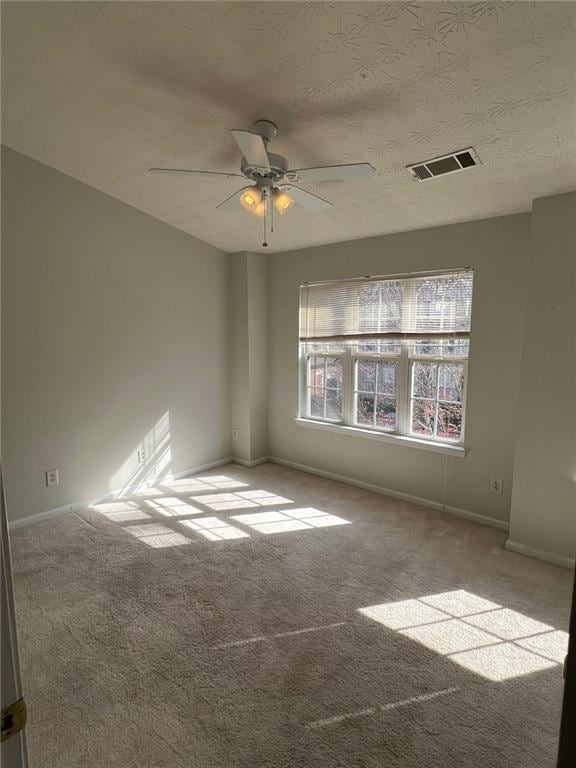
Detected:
left=148, top=168, right=243, bottom=178
left=291, top=163, right=376, bottom=183
left=215, top=186, right=252, bottom=210
left=280, top=185, right=333, bottom=213
left=230, top=130, right=270, bottom=169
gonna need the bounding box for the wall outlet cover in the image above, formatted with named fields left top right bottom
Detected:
left=231, top=429, right=238, bottom=441
left=46, top=469, right=59, bottom=486
left=490, top=477, right=503, bottom=495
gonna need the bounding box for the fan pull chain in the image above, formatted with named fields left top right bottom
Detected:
left=262, top=197, right=268, bottom=248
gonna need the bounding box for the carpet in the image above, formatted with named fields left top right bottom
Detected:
left=10, top=463, right=573, bottom=767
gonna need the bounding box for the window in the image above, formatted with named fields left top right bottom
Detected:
left=299, top=271, right=473, bottom=445
left=355, top=359, right=398, bottom=430
left=307, top=356, right=343, bottom=421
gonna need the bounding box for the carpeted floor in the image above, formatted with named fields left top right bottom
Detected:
left=11, top=463, right=573, bottom=767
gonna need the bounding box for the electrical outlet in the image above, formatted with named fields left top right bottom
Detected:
left=46, top=469, right=59, bottom=486
left=137, top=449, right=145, bottom=464
left=231, top=429, right=238, bottom=441
left=490, top=477, right=503, bottom=495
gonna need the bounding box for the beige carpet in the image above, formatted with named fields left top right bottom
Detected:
left=11, top=463, right=572, bottom=767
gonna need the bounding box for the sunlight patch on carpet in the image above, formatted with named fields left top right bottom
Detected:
left=232, top=507, right=351, bottom=534
left=358, top=590, right=568, bottom=681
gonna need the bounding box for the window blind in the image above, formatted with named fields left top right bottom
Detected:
left=299, top=270, right=473, bottom=342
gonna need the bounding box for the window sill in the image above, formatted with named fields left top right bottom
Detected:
left=294, top=418, right=467, bottom=457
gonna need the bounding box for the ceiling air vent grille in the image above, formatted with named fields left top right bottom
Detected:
left=407, top=148, right=480, bottom=182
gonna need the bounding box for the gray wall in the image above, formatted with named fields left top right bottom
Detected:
left=2, top=147, right=230, bottom=523
left=268, top=214, right=530, bottom=526
left=3, top=145, right=573, bottom=565
left=246, top=252, right=269, bottom=461
left=509, top=192, right=576, bottom=565
left=229, top=251, right=269, bottom=463
left=229, top=253, right=251, bottom=461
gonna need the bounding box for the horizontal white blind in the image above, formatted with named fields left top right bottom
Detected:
left=300, top=270, right=473, bottom=341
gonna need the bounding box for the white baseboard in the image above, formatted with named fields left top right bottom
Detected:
left=8, top=456, right=234, bottom=531
left=268, top=455, right=509, bottom=532
left=504, top=539, right=575, bottom=570
left=8, top=501, right=87, bottom=531
left=232, top=455, right=270, bottom=468
left=443, top=504, right=509, bottom=531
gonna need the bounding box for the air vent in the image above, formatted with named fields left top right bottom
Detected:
left=407, top=148, right=480, bottom=181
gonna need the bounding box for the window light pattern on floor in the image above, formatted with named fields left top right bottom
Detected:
left=90, top=475, right=352, bottom=547
left=179, top=517, right=249, bottom=541
left=125, top=523, right=191, bottom=548
left=89, top=500, right=152, bottom=523
left=193, top=490, right=293, bottom=512
left=146, top=498, right=204, bottom=517
left=358, top=590, right=568, bottom=681
left=232, top=508, right=351, bottom=535
left=164, top=476, right=250, bottom=492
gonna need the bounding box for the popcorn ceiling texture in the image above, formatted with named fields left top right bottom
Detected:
left=12, top=463, right=572, bottom=767
left=2, top=1, right=575, bottom=252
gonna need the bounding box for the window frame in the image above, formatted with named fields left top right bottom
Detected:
left=408, top=356, right=468, bottom=444
left=304, top=355, right=345, bottom=424
left=299, top=344, right=468, bottom=447
left=352, top=353, right=402, bottom=434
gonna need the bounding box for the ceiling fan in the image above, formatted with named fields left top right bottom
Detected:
left=148, top=119, right=376, bottom=246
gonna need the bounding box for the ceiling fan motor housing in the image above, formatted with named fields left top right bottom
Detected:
left=241, top=152, right=288, bottom=186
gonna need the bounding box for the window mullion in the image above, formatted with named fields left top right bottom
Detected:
left=323, top=358, right=328, bottom=419
left=373, top=367, right=380, bottom=424
left=300, top=351, right=309, bottom=419
left=398, top=346, right=410, bottom=435
left=460, top=360, right=468, bottom=442
left=434, top=362, right=441, bottom=438
left=343, top=349, right=353, bottom=426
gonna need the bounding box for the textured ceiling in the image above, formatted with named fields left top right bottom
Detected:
left=2, top=1, right=576, bottom=253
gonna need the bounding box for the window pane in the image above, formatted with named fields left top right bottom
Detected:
left=412, top=340, right=438, bottom=356
left=437, top=402, right=463, bottom=439
left=377, top=361, right=397, bottom=395
left=376, top=395, right=396, bottom=430
left=357, top=360, right=376, bottom=392
left=309, top=357, right=325, bottom=388
left=305, top=342, right=346, bottom=355
left=353, top=340, right=402, bottom=355
left=356, top=393, right=375, bottom=425
left=412, top=362, right=437, bottom=399
left=326, top=358, right=343, bottom=389
left=408, top=339, right=469, bottom=358
left=309, top=389, right=324, bottom=419
left=438, top=363, right=465, bottom=402
left=440, top=339, right=469, bottom=357
left=411, top=399, right=436, bottom=436
left=326, top=390, right=342, bottom=421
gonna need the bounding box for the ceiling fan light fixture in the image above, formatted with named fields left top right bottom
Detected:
left=151, top=121, right=374, bottom=244
left=273, top=189, right=294, bottom=215
left=239, top=186, right=262, bottom=213
left=254, top=199, right=267, bottom=217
